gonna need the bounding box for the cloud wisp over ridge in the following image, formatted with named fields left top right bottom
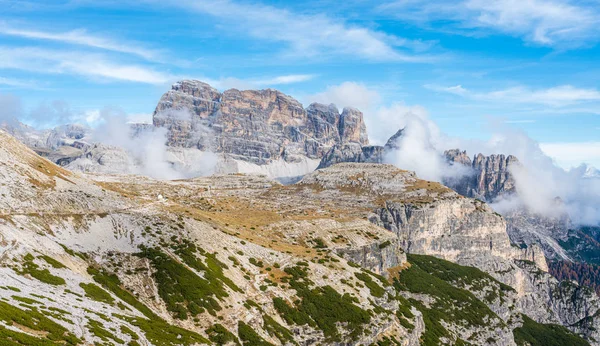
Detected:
left=311, top=81, right=600, bottom=225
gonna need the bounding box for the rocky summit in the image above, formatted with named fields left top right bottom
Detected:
left=443, top=149, right=518, bottom=202
left=0, top=128, right=598, bottom=346
left=154, top=80, right=369, bottom=166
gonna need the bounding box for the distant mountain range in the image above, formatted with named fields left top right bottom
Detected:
left=3, top=80, right=599, bottom=302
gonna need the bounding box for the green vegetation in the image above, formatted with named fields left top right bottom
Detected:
left=206, top=324, right=240, bottom=345
left=120, top=325, right=140, bottom=341
left=12, top=295, right=42, bottom=305
left=273, top=265, right=371, bottom=342
left=395, top=295, right=415, bottom=331
left=39, top=255, right=66, bottom=269
left=237, top=321, right=273, bottom=346
left=262, top=315, right=296, bottom=345
left=559, top=227, right=600, bottom=264
left=249, top=258, right=264, bottom=267
left=79, top=282, right=114, bottom=304
left=87, top=267, right=156, bottom=318
left=0, top=324, right=59, bottom=346
left=393, top=254, right=503, bottom=346
left=378, top=240, right=392, bottom=249
left=87, top=319, right=125, bottom=344
left=89, top=267, right=209, bottom=345
left=405, top=254, right=514, bottom=303
left=375, top=335, right=402, bottom=346
left=18, top=253, right=65, bottom=285
left=2, top=286, right=21, bottom=292
left=58, top=244, right=87, bottom=260
left=355, top=272, right=385, bottom=298
left=0, top=300, right=80, bottom=345
left=118, top=315, right=210, bottom=346
left=513, top=315, right=589, bottom=346
left=312, top=238, right=327, bottom=249
left=138, top=243, right=239, bottom=319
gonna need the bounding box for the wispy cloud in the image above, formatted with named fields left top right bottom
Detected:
left=504, top=119, right=536, bottom=124
left=540, top=141, right=600, bottom=168
left=0, top=23, right=161, bottom=61
left=157, top=0, right=434, bottom=62
left=0, top=77, right=37, bottom=88
left=0, top=46, right=170, bottom=84
left=381, top=0, right=600, bottom=48
left=426, top=84, right=600, bottom=106
left=255, top=74, right=315, bottom=85
left=199, top=74, right=316, bottom=90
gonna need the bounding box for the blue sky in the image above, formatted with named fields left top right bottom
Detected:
left=1, top=0, right=599, bottom=167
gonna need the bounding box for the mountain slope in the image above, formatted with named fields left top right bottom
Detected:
left=0, top=130, right=598, bottom=345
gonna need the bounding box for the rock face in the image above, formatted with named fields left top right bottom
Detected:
left=317, top=129, right=406, bottom=169
left=444, top=149, right=518, bottom=202
left=0, top=131, right=598, bottom=345
left=317, top=142, right=384, bottom=169
left=1, top=121, right=91, bottom=167
left=153, top=80, right=369, bottom=165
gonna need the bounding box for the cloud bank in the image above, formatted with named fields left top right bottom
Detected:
left=89, top=107, right=218, bottom=180
left=312, top=81, right=600, bottom=226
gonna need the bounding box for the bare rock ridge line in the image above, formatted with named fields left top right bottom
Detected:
left=444, top=149, right=518, bottom=202
left=153, top=80, right=369, bottom=165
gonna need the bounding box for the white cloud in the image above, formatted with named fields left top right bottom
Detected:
left=254, top=74, right=315, bottom=86
left=126, top=113, right=153, bottom=124
left=427, top=84, right=600, bottom=106
left=540, top=141, right=600, bottom=168
left=0, top=23, right=161, bottom=60
left=0, top=77, right=36, bottom=88
left=464, top=0, right=598, bottom=47
left=199, top=74, right=316, bottom=91
left=382, top=0, right=600, bottom=48
left=310, top=81, right=600, bottom=224
left=162, top=0, right=432, bottom=62
left=310, top=82, right=382, bottom=112
left=0, top=46, right=170, bottom=84
left=504, top=119, right=536, bottom=124
left=308, top=81, right=431, bottom=146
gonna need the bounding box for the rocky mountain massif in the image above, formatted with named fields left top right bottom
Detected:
left=0, top=129, right=598, bottom=345
left=151, top=80, right=369, bottom=180
left=443, top=149, right=517, bottom=202
left=4, top=80, right=599, bottom=301
left=4, top=80, right=372, bottom=182
left=1, top=120, right=91, bottom=166
left=319, top=124, right=600, bottom=290
left=442, top=149, right=600, bottom=294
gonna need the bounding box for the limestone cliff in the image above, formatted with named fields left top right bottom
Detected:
left=444, top=149, right=518, bottom=202
left=153, top=80, right=369, bottom=165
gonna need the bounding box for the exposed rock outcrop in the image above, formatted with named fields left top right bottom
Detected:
left=153, top=80, right=369, bottom=166
left=317, top=142, right=384, bottom=169
left=444, top=150, right=518, bottom=202
left=1, top=130, right=598, bottom=345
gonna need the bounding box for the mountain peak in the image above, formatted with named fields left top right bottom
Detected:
left=153, top=80, right=369, bottom=168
